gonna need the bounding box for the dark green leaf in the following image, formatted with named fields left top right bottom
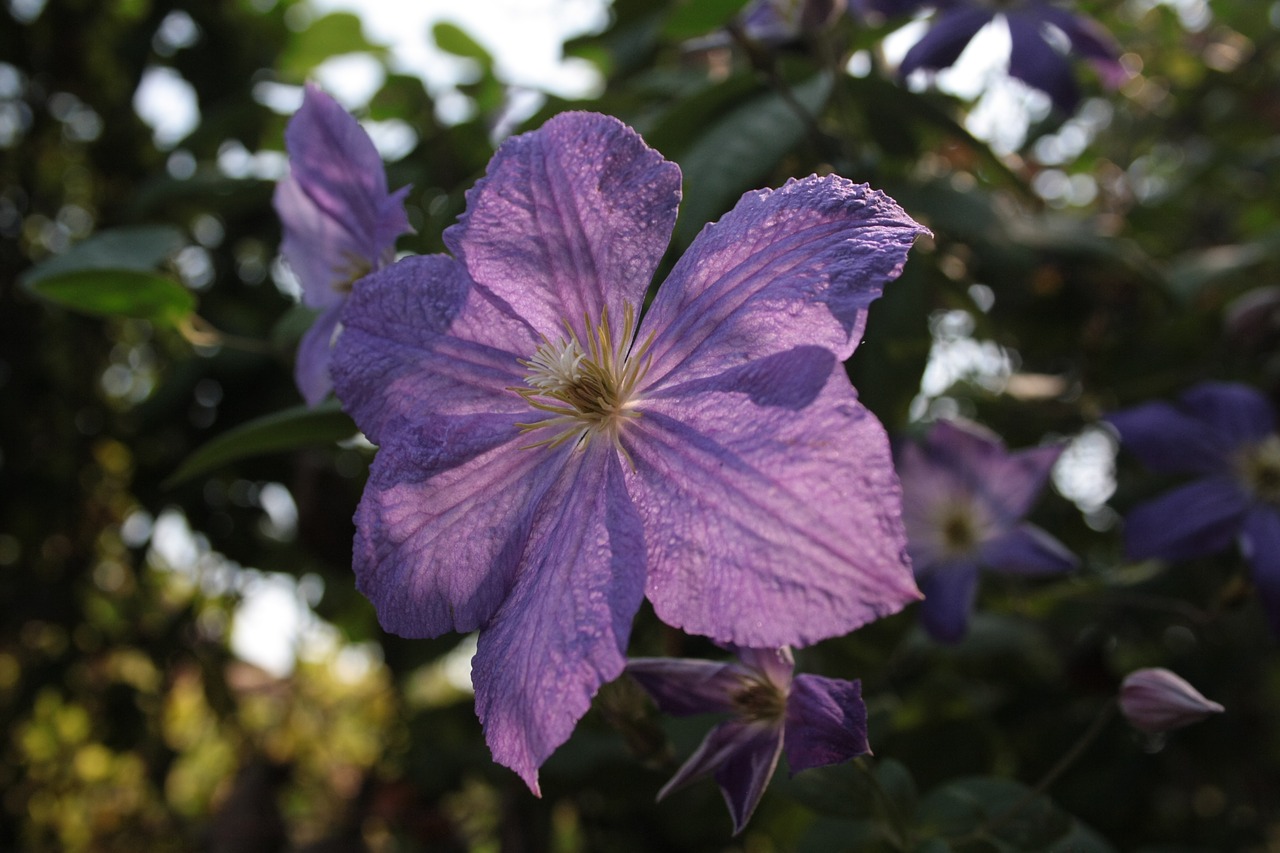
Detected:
left=433, top=22, right=494, bottom=67
left=165, top=400, right=358, bottom=487
left=662, top=0, right=753, bottom=40
left=278, top=12, right=384, bottom=80
left=19, top=224, right=184, bottom=286
left=25, top=269, right=196, bottom=324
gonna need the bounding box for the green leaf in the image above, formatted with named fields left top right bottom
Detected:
left=19, top=224, right=184, bottom=286
left=432, top=21, right=494, bottom=67
left=278, top=12, right=384, bottom=80
left=916, top=776, right=1113, bottom=852
left=25, top=269, right=196, bottom=325
left=674, top=73, right=833, bottom=245
left=662, top=0, right=753, bottom=40
left=165, top=400, right=358, bottom=487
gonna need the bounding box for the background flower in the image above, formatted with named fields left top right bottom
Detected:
left=331, top=111, right=924, bottom=791
left=273, top=83, right=412, bottom=406
left=627, top=647, right=869, bottom=834
left=898, top=418, right=1077, bottom=642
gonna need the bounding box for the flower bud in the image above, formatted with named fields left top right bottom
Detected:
left=1119, top=668, right=1224, bottom=733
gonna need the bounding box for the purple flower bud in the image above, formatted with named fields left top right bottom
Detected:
left=1119, top=667, right=1224, bottom=734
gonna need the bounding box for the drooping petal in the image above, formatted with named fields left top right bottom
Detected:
left=333, top=255, right=539, bottom=444
left=294, top=303, right=343, bottom=407
left=630, top=359, right=919, bottom=649
left=444, top=111, right=681, bottom=344
left=1119, top=668, right=1224, bottom=733
left=1006, top=14, right=1079, bottom=112
left=977, top=523, right=1078, bottom=576
left=1035, top=5, right=1127, bottom=88
left=351, top=415, right=571, bottom=638
left=656, top=719, right=784, bottom=835
left=640, top=176, right=926, bottom=389
left=275, top=83, right=411, bottom=307
left=898, top=7, right=994, bottom=76
left=626, top=658, right=741, bottom=716
left=916, top=559, right=981, bottom=643
left=784, top=674, right=869, bottom=774
left=472, top=441, right=647, bottom=794
left=1123, top=476, right=1251, bottom=562
left=1241, top=505, right=1280, bottom=635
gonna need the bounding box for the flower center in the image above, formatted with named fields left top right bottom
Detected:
left=514, top=304, right=653, bottom=459
left=1238, top=434, right=1280, bottom=505
left=940, top=504, right=979, bottom=556
left=732, top=677, right=787, bottom=724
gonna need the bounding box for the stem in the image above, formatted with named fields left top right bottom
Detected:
left=179, top=314, right=275, bottom=354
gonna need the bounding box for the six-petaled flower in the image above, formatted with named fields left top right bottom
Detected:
left=897, top=418, right=1077, bottom=642
left=330, top=111, right=926, bottom=791
left=628, top=647, right=869, bottom=834
left=274, top=83, right=413, bottom=406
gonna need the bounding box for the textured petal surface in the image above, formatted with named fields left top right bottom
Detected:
left=978, top=523, right=1078, bottom=576
left=784, top=674, right=868, bottom=774
left=626, top=658, right=740, bottom=716
left=640, top=176, right=926, bottom=388
left=472, top=441, right=646, bottom=794
left=629, top=360, right=919, bottom=649
left=445, top=111, right=681, bottom=344
left=1006, top=14, right=1078, bottom=112
left=275, top=84, right=410, bottom=307
left=352, top=416, right=570, bottom=638
left=1123, top=477, right=1251, bottom=562
left=294, top=303, right=343, bottom=407
left=333, top=255, right=539, bottom=445
left=917, top=559, right=981, bottom=644
left=898, top=8, right=993, bottom=75
left=1241, top=506, right=1280, bottom=635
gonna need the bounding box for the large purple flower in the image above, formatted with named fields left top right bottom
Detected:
left=898, top=419, right=1077, bottom=642
left=888, top=0, right=1126, bottom=113
left=330, top=111, right=925, bottom=791
left=273, top=83, right=412, bottom=406
left=627, top=647, right=868, bottom=834
left=1107, top=382, right=1280, bottom=633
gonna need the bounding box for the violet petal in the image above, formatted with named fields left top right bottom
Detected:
left=1108, top=398, right=1244, bottom=477
left=1123, top=476, right=1251, bottom=562
left=977, top=523, right=1078, bottom=576
left=1119, top=667, right=1224, bottom=733
left=1006, top=14, right=1079, bottom=112
left=626, top=658, right=741, bottom=716
left=1241, top=505, right=1280, bottom=635
left=917, top=559, right=981, bottom=643
left=1178, top=382, right=1277, bottom=449
left=784, top=674, right=869, bottom=774
left=294, top=303, right=343, bottom=407
left=898, top=8, right=994, bottom=75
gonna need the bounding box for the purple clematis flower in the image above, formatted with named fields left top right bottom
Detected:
left=274, top=83, right=412, bottom=406
left=889, top=0, right=1126, bottom=113
left=898, top=419, right=1077, bottom=642
left=330, top=111, right=926, bottom=791
left=1119, top=667, right=1224, bottom=734
left=627, top=647, right=869, bottom=834
left=1107, top=382, right=1280, bottom=634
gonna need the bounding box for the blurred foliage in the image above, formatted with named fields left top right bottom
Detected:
left=3, top=0, right=1280, bottom=850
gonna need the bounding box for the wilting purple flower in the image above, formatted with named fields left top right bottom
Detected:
left=331, top=111, right=925, bottom=791
left=274, top=83, right=412, bottom=406
left=890, top=0, right=1126, bottom=113
left=898, top=419, right=1077, bottom=642
left=1119, top=667, right=1224, bottom=733
left=1107, top=382, right=1280, bottom=633
left=628, top=647, right=868, bottom=834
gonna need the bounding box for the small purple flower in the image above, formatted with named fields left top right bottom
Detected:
left=627, top=647, right=869, bottom=834
left=898, top=419, right=1077, bottom=642
left=890, top=0, right=1126, bottom=113
left=331, top=111, right=926, bottom=791
left=1107, top=382, right=1280, bottom=633
left=1119, top=667, right=1224, bottom=734
left=274, top=83, right=412, bottom=406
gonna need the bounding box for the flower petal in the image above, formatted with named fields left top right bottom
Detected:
left=333, top=255, right=539, bottom=444
left=898, top=8, right=994, bottom=76
left=784, top=674, right=869, bottom=774
left=1035, top=6, right=1127, bottom=88
left=275, top=83, right=410, bottom=306
left=445, top=111, right=681, bottom=344
left=294, top=303, right=342, bottom=407
left=352, top=415, right=570, bottom=638
left=472, top=440, right=646, bottom=794
left=626, top=658, right=741, bottom=716
left=1119, top=668, right=1224, bottom=734
left=640, top=176, right=926, bottom=388
left=1123, top=476, right=1251, bottom=562
left=917, top=559, right=981, bottom=643
left=657, top=720, right=783, bottom=835
left=630, top=359, right=919, bottom=649
left=1006, top=15, right=1079, bottom=112
left=1241, top=505, right=1280, bottom=635
left=1178, top=382, right=1277, bottom=448
left=977, top=523, right=1078, bottom=576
